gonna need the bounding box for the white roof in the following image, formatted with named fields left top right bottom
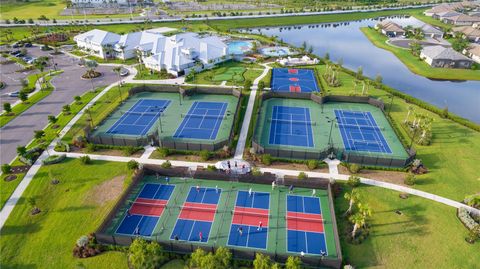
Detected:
left=73, top=29, right=120, bottom=46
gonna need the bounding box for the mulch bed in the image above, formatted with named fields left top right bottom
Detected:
left=11, top=165, right=30, bottom=174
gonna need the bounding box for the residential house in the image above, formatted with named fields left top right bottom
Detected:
left=73, top=29, right=121, bottom=59
left=376, top=21, right=405, bottom=37
left=419, top=24, right=444, bottom=39
left=452, top=25, right=480, bottom=42
left=433, top=11, right=463, bottom=20
left=74, top=29, right=229, bottom=76
left=442, top=14, right=480, bottom=26
left=420, top=45, right=473, bottom=69
left=424, top=4, right=454, bottom=17
left=463, top=43, right=480, bottom=64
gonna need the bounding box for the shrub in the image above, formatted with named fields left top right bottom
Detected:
left=199, top=150, right=211, bottom=161
left=347, top=175, right=361, bottom=187
left=206, top=165, right=217, bottom=171
left=306, top=160, right=318, bottom=170
left=76, top=235, right=89, bottom=248
left=79, top=155, right=91, bottom=165
left=404, top=173, right=416, bottom=186
left=1, top=164, right=12, bottom=174
left=156, top=147, right=170, bottom=157
left=85, top=143, right=96, bottom=153
left=261, top=154, right=272, bottom=166
left=161, top=160, right=172, bottom=169
left=251, top=167, right=262, bottom=176
left=458, top=207, right=480, bottom=230
left=128, top=238, right=167, bottom=269
left=298, top=172, right=308, bottom=180
left=123, top=146, right=138, bottom=156
left=348, top=163, right=362, bottom=174
left=3, top=103, right=12, bottom=113
left=127, top=160, right=139, bottom=171
left=42, top=154, right=66, bottom=165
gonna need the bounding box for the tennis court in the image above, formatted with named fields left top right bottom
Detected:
left=106, top=99, right=171, bottom=136
left=268, top=105, right=314, bottom=148
left=170, top=186, right=222, bottom=243
left=173, top=101, right=228, bottom=140
left=271, top=68, right=320, bottom=93
left=227, top=191, right=270, bottom=249
left=335, top=109, right=392, bottom=154
left=286, top=195, right=327, bottom=255
left=116, top=183, right=175, bottom=236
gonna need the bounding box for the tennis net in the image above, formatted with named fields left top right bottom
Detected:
left=286, top=215, right=323, bottom=224
left=181, top=205, right=217, bottom=213
left=181, top=113, right=227, bottom=120
left=131, top=202, right=166, bottom=209
left=232, top=209, right=269, bottom=218
left=268, top=118, right=316, bottom=126
left=338, top=123, right=385, bottom=131
left=120, top=110, right=163, bottom=117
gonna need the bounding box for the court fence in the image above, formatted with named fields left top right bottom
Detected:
left=85, top=85, right=242, bottom=151
left=252, top=92, right=415, bottom=168
left=95, top=164, right=343, bottom=269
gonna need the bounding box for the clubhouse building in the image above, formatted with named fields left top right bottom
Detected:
left=74, top=29, right=229, bottom=76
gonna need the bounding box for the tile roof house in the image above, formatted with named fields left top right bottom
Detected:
left=463, top=43, right=480, bottom=63
left=442, top=14, right=480, bottom=25
left=74, top=29, right=228, bottom=76
left=453, top=25, right=480, bottom=42
left=375, top=21, right=405, bottom=37
left=420, top=45, right=473, bottom=69
left=419, top=24, right=444, bottom=38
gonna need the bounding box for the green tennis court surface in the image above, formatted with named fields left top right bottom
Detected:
left=103, top=176, right=339, bottom=259
left=91, top=91, right=238, bottom=144
left=255, top=98, right=408, bottom=159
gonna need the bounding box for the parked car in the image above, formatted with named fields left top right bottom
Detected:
left=8, top=91, right=20, bottom=97
left=14, top=52, right=25, bottom=57
left=24, top=43, right=33, bottom=48
left=26, top=58, right=36, bottom=64
left=120, top=69, right=129, bottom=76
left=10, top=50, right=21, bottom=55
left=22, top=56, right=32, bottom=62
left=12, top=43, right=22, bottom=48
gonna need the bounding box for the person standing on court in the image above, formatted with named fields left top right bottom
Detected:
left=272, top=181, right=276, bottom=190
left=289, top=185, right=294, bottom=194
left=248, top=188, right=253, bottom=197
left=199, top=231, right=203, bottom=241
left=258, top=221, right=263, bottom=231
left=237, top=226, right=243, bottom=236
left=196, top=185, right=200, bottom=193
left=312, top=189, right=316, bottom=197
left=165, top=176, right=170, bottom=185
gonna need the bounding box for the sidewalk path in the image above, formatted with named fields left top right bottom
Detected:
left=234, top=63, right=271, bottom=159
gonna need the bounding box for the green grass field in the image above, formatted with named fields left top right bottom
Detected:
left=361, top=27, right=480, bottom=81
left=187, top=61, right=264, bottom=86
left=314, top=64, right=480, bottom=201
left=103, top=176, right=339, bottom=259
left=0, top=158, right=131, bottom=269
left=335, top=184, right=480, bottom=268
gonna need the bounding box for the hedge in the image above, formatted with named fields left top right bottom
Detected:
left=42, top=154, right=66, bottom=165
left=457, top=207, right=480, bottom=231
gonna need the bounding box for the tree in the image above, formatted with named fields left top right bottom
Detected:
left=113, top=66, right=123, bottom=100
left=285, top=256, right=302, bottom=269
left=16, top=146, right=27, bottom=157
left=34, top=130, right=45, bottom=139
left=128, top=238, right=166, bottom=269
left=357, top=202, right=372, bottom=227
left=347, top=175, right=360, bottom=187
left=244, top=79, right=253, bottom=91
left=74, top=95, right=82, bottom=104
left=127, top=160, right=139, bottom=171
left=19, top=91, right=28, bottom=102
left=48, top=115, right=58, bottom=125
left=344, top=189, right=360, bottom=216
left=33, top=57, right=49, bottom=90
left=62, top=104, right=71, bottom=113
left=213, top=247, right=232, bottom=268
left=3, top=103, right=12, bottom=113
left=356, top=66, right=363, bottom=79
left=375, top=74, right=382, bottom=87
left=349, top=213, right=366, bottom=239
left=257, top=81, right=265, bottom=91
left=253, top=253, right=272, bottom=269
left=27, top=197, right=37, bottom=209
left=1, top=164, right=12, bottom=174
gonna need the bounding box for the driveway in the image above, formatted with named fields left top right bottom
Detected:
left=0, top=47, right=120, bottom=165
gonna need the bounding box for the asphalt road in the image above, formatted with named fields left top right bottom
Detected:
left=0, top=47, right=120, bottom=165
left=0, top=57, right=37, bottom=107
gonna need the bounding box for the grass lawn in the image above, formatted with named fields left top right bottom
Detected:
left=0, top=89, right=101, bottom=208
left=0, top=70, right=63, bottom=128
left=187, top=60, right=263, bottom=86
left=335, top=184, right=480, bottom=268
left=314, top=64, right=480, bottom=201
left=0, top=158, right=131, bottom=269
left=133, top=65, right=175, bottom=80
left=360, top=27, right=480, bottom=81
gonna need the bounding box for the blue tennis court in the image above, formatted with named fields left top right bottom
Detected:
left=286, top=195, right=327, bottom=256
left=268, top=105, right=314, bottom=148
left=335, top=109, right=392, bottom=154
left=107, top=99, right=171, bottom=136
left=116, top=184, right=175, bottom=237
left=170, top=187, right=221, bottom=243
left=271, top=68, right=320, bottom=93
left=227, top=191, right=270, bottom=249
left=173, top=101, right=227, bottom=140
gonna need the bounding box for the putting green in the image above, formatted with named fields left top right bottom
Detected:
left=212, top=67, right=246, bottom=82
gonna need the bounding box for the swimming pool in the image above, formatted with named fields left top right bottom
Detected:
left=227, top=40, right=254, bottom=55
left=260, top=46, right=295, bottom=57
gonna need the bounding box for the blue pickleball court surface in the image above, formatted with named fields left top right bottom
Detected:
left=287, top=230, right=327, bottom=255
left=271, top=68, right=320, bottom=93
left=138, top=183, right=175, bottom=200
left=116, top=215, right=160, bottom=236
left=335, top=109, right=392, bottom=154
left=268, top=105, right=314, bottom=148
left=107, top=99, right=171, bottom=136
left=170, top=219, right=213, bottom=243
left=228, top=224, right=269, bottom=249
left=186, top=186, right=222, bottom=204
left=235, top=190, right=270, bottom=209
left=173, top=101, right=227, bottom=140
left=287, top=195, right=322, bottom=214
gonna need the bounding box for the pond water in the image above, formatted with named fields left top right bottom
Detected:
left=244, top=16, right=480, bottom=123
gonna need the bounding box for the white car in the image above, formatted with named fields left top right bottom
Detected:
left=120, top=69, right=129, bottom=77
left=8, top=91, right=20, bottom=97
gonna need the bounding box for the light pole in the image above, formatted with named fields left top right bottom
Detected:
left=326, top=116, right=337, bottom=149
left=387, top=94, right=394, bottom=115
left=409, top=126, right=419, bottom=152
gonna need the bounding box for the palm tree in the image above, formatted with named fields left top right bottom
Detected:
left=404, top=105, right=414, bottom=123
left=112, top=66, right=123, bottom=100
left=344, top=189, right=360, bottom=216
left=85, top=60, right=98, bottom=91
left=349, top=213, right=366, bottom=239
left=357, top=202, right=372, bottom=228
left=418, top=116, right=433, bottom=144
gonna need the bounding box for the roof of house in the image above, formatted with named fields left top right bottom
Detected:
left=436, top=11, right=463, bottom=18
left=444, top=14, right=480, bottom=23
left=466, top=43, right=480, bottom=56
left=453, top=26, right=480, bottom=38
left=378, top=21, right=405, bottom=33
left=73, top=29, right=120, bottom=45
left=419, top=24, right=444, bottom=35
left=421, top=45, right=472, bottom=61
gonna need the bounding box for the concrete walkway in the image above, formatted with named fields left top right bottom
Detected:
left=234, top=63, right=271, bottom=159
left=324, top=158, right=340, bottom=175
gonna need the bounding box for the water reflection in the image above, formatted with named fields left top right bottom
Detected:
left=245, top=16, right=480, bottom=123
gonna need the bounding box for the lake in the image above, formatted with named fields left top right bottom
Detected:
left=244, top=16, right=480, bottom=123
